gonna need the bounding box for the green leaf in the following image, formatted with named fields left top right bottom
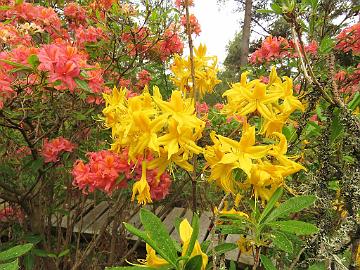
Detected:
left=105, top=267, right=164, bottom=270
left=282, top=125, right=297, bottom=143
left=308, top=262, right=326, bottom=270
left=259, top=188, right=283, bottom=223
left=58, top=249, right=70, bottom=258
left=24, top=254, right=34, bottom=270
left=124, top=223, right=175, bottom=267
left=0, top=5, right=11, bottom=10
left=32, top=249, right=57, bottom=258
left=0, top=259, right=19, bottom=270
left=268, top=221, right=319, bottom=235
left=229, top=261, right=236, bottom=270
left=140, top=209, right=178, bottom=266
left=27, top=55, right=39, bottom=69
left=272, top=231, right=293, bottom=254
left=330, top=108, right=344, bottom=144
left=319, top=36, right=335, bottom=54
left=348, top=92, right=360, bottom=111
left=75, top=78, right=92, bottom=92
left=256, top=9, right=274, bottom=13
left=184, top=214, right=199, bottom=258
left=270, top=3, right=283, bottom=14
left=184, top=255, right=203, bottom=270
left=15, top=0, right=23, bottom=4
left=264, top=195, right=316, bottom=223
left=0, top=244, right=33, bottom=262
left=214, top=243, right=237, bottom=255
left=260, top=255, right=276, bottom=270
left=0, top=59, right=32, bottom=70
left=200, top=240, right=210, bottom=253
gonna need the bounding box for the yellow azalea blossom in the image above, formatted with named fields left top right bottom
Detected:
left=214, top=207, right=249, bottom=219
left=171, top=44, right=221, bottom=98
left=245, top=161, right=285, bottom=201
left=135, top=244, right=169, bottom=268
left=179, top=219, right=208, bottom=270
left=222, top=72, right=281, bottom=119
left=237, top=236, right=254, bottom=255
left=204, top=123, right=271, bottom=193
left=131, top=162, right=152, bottom=205
left=158, top=118, right=203, bottom=159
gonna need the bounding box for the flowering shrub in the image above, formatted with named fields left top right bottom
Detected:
left=0, top=0, right=359, bottom=269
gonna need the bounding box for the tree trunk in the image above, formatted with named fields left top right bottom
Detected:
left=239, top=0, right=253, bottom=67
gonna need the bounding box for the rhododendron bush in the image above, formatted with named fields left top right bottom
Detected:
left=0, top=0, right=359, bottom=269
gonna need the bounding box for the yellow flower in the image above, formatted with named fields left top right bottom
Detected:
left=222, top=72, right=281, bottom=119
left=171, top=44, right=221, bottom=98
left=179, top=219, right=208, bottom=270
left=204, top=123, right=271, bottom=193
left=131, top=162, right=152, bottom=205
left=135, top=244, right=169, bottom=268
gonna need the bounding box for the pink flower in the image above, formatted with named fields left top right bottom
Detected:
left=336, top=23, right=360, bottom=54
left=64, top=3, right=87, bottom=23
left=0, top=73, right=16, bottom=109
left=309, top=114, right=318, bottom=124
left=213, top=103, right=224, bottom=110
left=305, top=40, right=318, bottom=55
left=0, top=207, right=24, bottom=223
left=181, top=14, right=201, bottom=35
left=146, top=170, right=171, bottom=201
left=175, top=0, right=194, bottom=8
left=75, top=26, right=104, bottom=47
left=196, top=101, right=209, bottom=114
left=259, top=76, right=269, bottom=84
left=137, top=69, right=151, bottom=89
left=119, top=78, right=131, bottom=88
left=38, top=44, right=85, bottom=91
left=72, top=150, right=131, bottom=194
left=41, top=137, right=76, bottom=163
left=335, top=70, right=347, bottom=82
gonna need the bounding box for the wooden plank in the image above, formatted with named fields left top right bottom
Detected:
left=224, top=234, right=254, bottom=265
left=198, top=211, right=213, bottom=242
left=59, top=200, right=94, bottom=228
left=84, top=207, right=111, bottom=234
left=162, top=207, right=187, bottom=237
left=74, top=201, right=109, bottom=233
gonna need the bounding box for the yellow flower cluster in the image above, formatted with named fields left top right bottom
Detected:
left=222, top=68, right=304, bottom=137
left=204, top=68, right=306, bottom=201
left=102, top=86, right=205, bottom=204
left=171, top=44, right=221, bottom=98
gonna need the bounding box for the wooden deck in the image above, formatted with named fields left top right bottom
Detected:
left=0, top=199, right=253, bottom=265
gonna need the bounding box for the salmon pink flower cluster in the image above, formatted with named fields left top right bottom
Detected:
left=75, top=26, right=105, bottom=47
left=72, top=150, right=131, bottom=194
left=155, top=30, right=184, bottom=61
left=0, top=207, right=24, bottom=223
left=41, top=137, right=76, bottom=163
left=38, top=44, right=84, bottom=91
left=196, top=101, right=209, bottom=114
left=2, top=2, right=62, bottom=36
left=137, top=70, right=152, bottom=89
left=0, top=73, right=16, bottom=109
left=64, top=2, right=88, bottom=24
left=334, top=64, right=360, bottom=94
left=144, top=170, right=172, bottom=201
left=0, top=23, right=32, bottom=46
left=72, top=150, right=172, bottom=200
left=181, top=14, right=201, bottom=35
left=249, top=36, right=318, bottom=64
left=175, top=0, right=194, bottom=8
left=336, top=23, right=360, bottom=54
